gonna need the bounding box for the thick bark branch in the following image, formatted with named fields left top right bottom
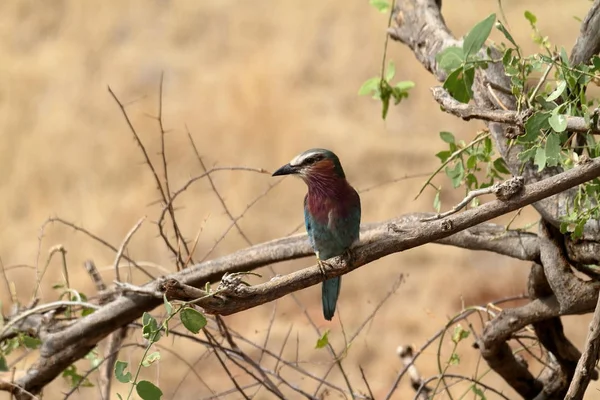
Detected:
left=570, top=0, right=600, bottom=66
left=478, top=222, right=600, bottom=399
left=432, top=86, right=600, bottom=134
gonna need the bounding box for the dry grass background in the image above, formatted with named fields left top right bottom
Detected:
left=0, top=0, right=598, bottom=399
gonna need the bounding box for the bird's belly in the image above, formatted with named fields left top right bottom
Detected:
left=310, top=224, right=348, bottom=260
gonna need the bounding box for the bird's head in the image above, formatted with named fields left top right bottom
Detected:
left=272, top=148, right=346, bottom=182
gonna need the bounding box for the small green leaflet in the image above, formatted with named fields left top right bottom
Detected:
left=358, top=77, right=380, bottom=97
left=163, top=294, right=173, bottom=316
left=142, top=351, right=161, bottom=367
left=142, top=313, right=161, bottom=341
left=545, top=133, right=562, bottom=167
left=472, top=384, right=487, bottom=399
left=385, top=61, right=396, bottom=81
left=115, top=360, right=132, bottom=383
left=449, top=352, right=461, bottom=365
left=433, top=191, right=441, bottom=213
left=495, top=20, right=517, bottom=48
left=369, top=0, right=390, bottom=13
left=136, top=380, right=163, bottom=400
left=463, top=14, right=496, bottom=58
left=0, top=356, right=8, bottom=372
left=443, top=67, right=474, bottom=103
left=436, top=46, right=464, bottom=72
left=549, top=107, right=568, bottom=132
left=439, top=131, right=456, bottom=144
left=521, top=111, right=550, bottom=143
left=524, top=10, right=537, bottom=26
left=534, top=146, right=546, bottom=171
left=315, top=330, right=330, bottom=349
left=546, top=80, right=566, bottom=102
left=452, top=324, right=470, bottom=344
left=180, top=307, right=207, bottom=334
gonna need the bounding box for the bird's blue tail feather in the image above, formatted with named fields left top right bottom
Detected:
left=322, top=277, right=341, bottom=321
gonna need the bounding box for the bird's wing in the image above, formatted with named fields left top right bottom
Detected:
left=303, top=194, right=315, bottom=249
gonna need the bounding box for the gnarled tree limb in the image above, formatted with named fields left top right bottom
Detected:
left=431, top=86, right=600, bottom=134
left=388, top=0, right=600, bottom=241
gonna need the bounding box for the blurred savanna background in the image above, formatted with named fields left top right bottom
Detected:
left=0, top=0, right=598, bottom=398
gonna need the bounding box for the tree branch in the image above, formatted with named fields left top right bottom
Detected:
left=432, top=86, right=600, bottom=134
left=570, top=0, right=600, bottom=66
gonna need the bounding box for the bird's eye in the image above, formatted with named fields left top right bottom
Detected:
left=303, top=154, right=323, bottom=165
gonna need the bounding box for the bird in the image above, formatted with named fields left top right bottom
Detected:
left=272, top=148, right=361, bottom=321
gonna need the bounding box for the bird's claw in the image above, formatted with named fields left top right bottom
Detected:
left=317, top=258, right=331, bottom=278
left=342, top=248, right=355, bottom=264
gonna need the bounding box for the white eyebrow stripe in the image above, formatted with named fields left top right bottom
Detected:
left=290, top=150, right=320, bottom=166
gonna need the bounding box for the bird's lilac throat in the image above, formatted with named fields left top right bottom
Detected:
left=302, top=170, right=351, bottom=200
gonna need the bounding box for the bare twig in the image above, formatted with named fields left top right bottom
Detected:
left=421, top=176, right=524, bottom=221
left=113, top=217, right=146, bottom=282
left=43, top=217, right=154, bottom=280
left=564, top=271, right=600, bottom=399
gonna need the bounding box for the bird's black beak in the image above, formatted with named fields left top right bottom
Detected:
left=272, top=163, right=297, bottom=176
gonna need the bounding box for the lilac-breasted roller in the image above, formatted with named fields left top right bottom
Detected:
left=273, top=148, right=361, bottom=321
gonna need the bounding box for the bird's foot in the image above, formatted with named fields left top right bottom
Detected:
left=316, top=257, right=332, bottom=278
left=342, top=248, right=355, bottom=265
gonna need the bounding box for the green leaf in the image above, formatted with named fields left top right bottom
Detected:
left=163, top=294, right=173, bottom=316
left=433, top=191, right=441, bottom=213
left=463, top=14, right=496, bottom=57
left=0, top=355, right=8, bottom=372
left=395, top=81, right=415, bottom=91
left=493, top=158, right=510, bottom=175
left=471, top=384, right=487, bottom=399
left=117, top=395, right=124, bottom=400
left=524, top=10, right=537, bottom=26
left=142, top=351, right=161, bottom=367
left=521, top=112, right=550, bottom=142
left=435, top=150, right=452, bottom=163
left=62, top=365, right=93, bottom=388
left=545, top=80, right=567, bottom=102
left=142, top=313, right=161, bottom=341
left=381, top=94, right=390, bottom=119
left=22, top=335, right=41, bottom=349
left=81, top=307, right=95, bottom=317
left=315, top=330, right=330, bottom=349
left=443, top=67, right=474, bottom=103
left=115, top=360, right=132, bottom=383
left=452, top=324, right=470, bottom=343
left=465, top=173, right=478, bottom=189
left=534, top=146, right=547, bottom=171
left=449, top=352, right=461, bottom=365
left=180, top=307, right=207, bottom=334
left=369, top=0, right=390, bottom=13
left=385, top=61, right=396, bottom=81
left=495, top=21, right=518, bottom=48
left=545, top=133, right=562, bottom=167
left=358, top=77, right=381, bottom=96
left=518, top=146, right=537, bottom=162
left=574, top=220, right=585, bottom=239
left=549, top=107, right=568, bottom=132
left=439, top=131, right=455, bottom=144
left=136, top=380, right=163, bottom=400
left=466, top=155, right=478, bottom=170
left=436, top=46, right=465, bottom=72
left=446, top=162, right=465, bottom=188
